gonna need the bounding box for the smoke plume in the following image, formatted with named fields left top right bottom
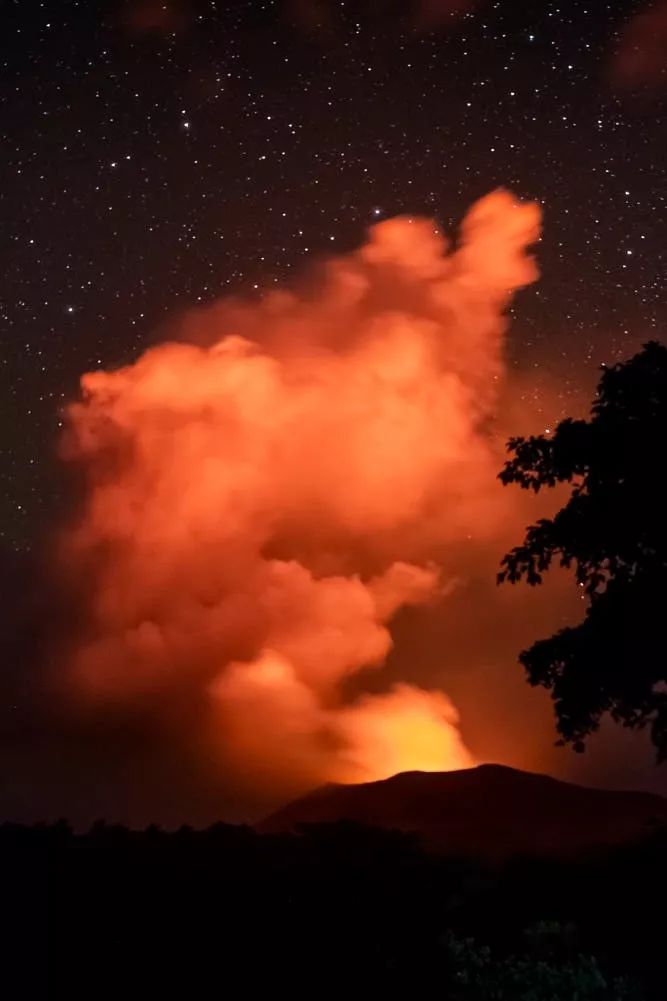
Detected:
left=59, top=191, right=541, bottom=810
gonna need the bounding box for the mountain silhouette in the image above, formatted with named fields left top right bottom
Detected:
left=259, top=764, right=667, bottom=856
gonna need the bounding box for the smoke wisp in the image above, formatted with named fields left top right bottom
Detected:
left=610, top=0, right=667, bottom=92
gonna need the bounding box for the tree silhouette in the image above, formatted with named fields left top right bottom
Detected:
left=499, top=341, right=667, bottom=759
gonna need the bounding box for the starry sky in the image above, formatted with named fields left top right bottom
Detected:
left=1, top=0, right=664, bottom=552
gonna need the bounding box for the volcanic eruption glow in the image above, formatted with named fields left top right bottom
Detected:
left=60, top=190, right=541, bottom=805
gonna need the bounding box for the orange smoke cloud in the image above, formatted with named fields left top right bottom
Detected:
left=60, top=190, right=540, bottom=806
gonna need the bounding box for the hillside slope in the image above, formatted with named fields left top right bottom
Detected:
left=259, top=764, right=667, bottom=856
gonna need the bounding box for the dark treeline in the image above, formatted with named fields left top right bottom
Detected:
left=3, top=819, right=663, bottom=999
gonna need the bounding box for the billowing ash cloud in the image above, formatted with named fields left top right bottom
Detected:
left=59, top=191, right=540, bottom=809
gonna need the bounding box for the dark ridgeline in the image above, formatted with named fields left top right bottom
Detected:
left=260, top=763, right=667, bottom=856
left=2, top=765, right=665, bottom=999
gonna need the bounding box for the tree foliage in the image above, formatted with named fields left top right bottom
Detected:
left=3, top=820, right=662, bottom=997
left=445, top=923, right=640, bottom=1000
left=499, top=342, right=667, bottom=758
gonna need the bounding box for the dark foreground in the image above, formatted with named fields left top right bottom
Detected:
left=3, top=819, right=665, bottom=1000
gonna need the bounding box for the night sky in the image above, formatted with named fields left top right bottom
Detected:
left=1, top=0, right=664, bottom=552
